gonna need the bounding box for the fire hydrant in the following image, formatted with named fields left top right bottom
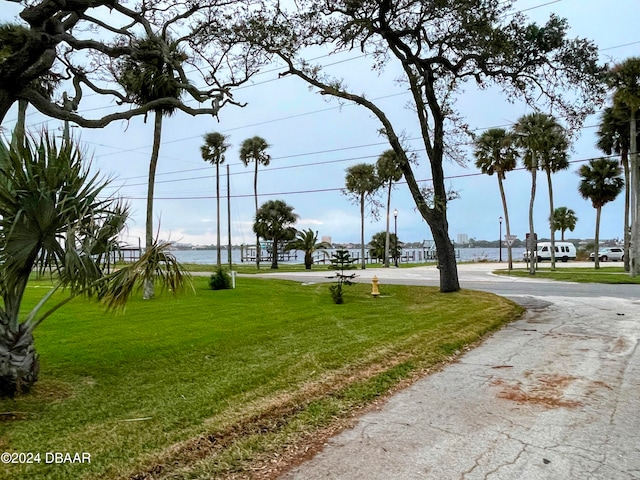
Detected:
left=371, top=276, right=380, bottom=297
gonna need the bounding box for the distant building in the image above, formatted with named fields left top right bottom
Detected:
left=457, top=234, right=469, bottom=245
left=321, top=236, right=332, bottom=245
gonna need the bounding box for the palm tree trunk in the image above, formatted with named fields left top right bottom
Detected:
left=0, top=322, right=40, bottom=397
left=595, top=206, right=602, bottom=270
left=144, top=111, right=163, bottom=299
left=384, top=181, right=392, bottom=268
left=254, top=161, right=260, bottom=270
left=271, top=238, right=278, bottom=269
left=360, top=194, right=366, bottom=270
left=546, top=169, right=556, bottom=269
left=622, top=150, right=630, bottom=272
left=528, top=155, right=537, bottom=275
left=216, top=162, right=221, bottom=267
left=631, top=113, right=639, bottom=276
left=497, top=176, right=513, bottom=270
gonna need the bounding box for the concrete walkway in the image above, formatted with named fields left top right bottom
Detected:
left=275, top=267, right=640, bottom=479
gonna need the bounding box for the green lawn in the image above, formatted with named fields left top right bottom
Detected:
left=494, top=266, right=640, bottom=284
left=0, top=277, right=522, bottom=479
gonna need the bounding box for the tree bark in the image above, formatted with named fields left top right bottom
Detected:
left=431, top=213, right=460, bottom=292
left=622, top=150, right=630, bottom=272
left=384, top=181, right=392, bottom=268
left=216, top=162, right=221, bottom=267
left=546, top=169, right=556, bottom=269
left=630, top=112, right=639, bottom=276
left=254, top=161, right=260, bottom=270
left=360, top=193, right=366, bottom=270
left=143, top=111, right=163, bottom=300
left=594, top=206, right=602, bottom=270
left=497, top=176, right=513, bottom=270
left=0, top=324, right=40, bottom=398
left=528, top=154, right=537, bottom=275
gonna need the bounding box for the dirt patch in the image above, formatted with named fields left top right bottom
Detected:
left=492, top=373, right=582, bottom=409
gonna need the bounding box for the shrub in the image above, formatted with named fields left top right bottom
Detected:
left=209, top=267, right=232, bottom=290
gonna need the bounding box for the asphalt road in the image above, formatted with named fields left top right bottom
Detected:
left=256, top=263, right=640, bottom=480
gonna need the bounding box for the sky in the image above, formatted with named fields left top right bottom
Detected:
left=1, top=0, right=639, bottom=248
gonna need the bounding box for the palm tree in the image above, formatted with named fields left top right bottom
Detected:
left=286, top=229, right=331, bottom=269
left=369, top=231, right=402, bottom=263
left=473, top=128, right=518, bottom=269
left=596, top=105, right=638, bottom=272
left=0, top=131, right=189, bottom=397
left=253, top=200, right=298, bottom=269
left=607, top=57, right=640, bottom=276
left=376, top=150, right=403, bottom=267
left=578, top=158, right=624, bottom=270
left=344, top=163, right=381, bottom=269
left=201, top=132, right=230, bottom=267
left=117, top=34, right=185, bottom=298
left=551, top=207, right=578, bottom=241
left=240, top=136, right=271, bottom=269
left=514, top=113, right=567, bottom=272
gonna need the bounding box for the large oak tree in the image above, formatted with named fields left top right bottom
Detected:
left=233, top=0, right=606, bottom=292
left=0, top=0, right=266, bottom=127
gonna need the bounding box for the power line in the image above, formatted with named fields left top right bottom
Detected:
left=118, top=152, right=619, bottom=201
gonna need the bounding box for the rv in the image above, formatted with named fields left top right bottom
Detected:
left=523, top=241, right=577, bottom=262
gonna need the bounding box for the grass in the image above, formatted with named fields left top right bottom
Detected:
left=0, top=277, right=522, bottom=479
left=494, top=266, right=640, bottom=284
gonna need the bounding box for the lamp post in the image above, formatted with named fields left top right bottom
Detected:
left=393, top=209, right=398, bottom=267
left=499, top=216, right=503, bottom=262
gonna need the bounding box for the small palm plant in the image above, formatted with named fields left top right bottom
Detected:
left=285, top=228, right=331, bottom=269
left=0, top=131, right=190, bottom=397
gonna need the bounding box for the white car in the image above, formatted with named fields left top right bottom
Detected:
left=589, top=247, right=624, bottom=262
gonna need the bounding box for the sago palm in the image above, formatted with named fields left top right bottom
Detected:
left=0, top=131, right=190, bottom=397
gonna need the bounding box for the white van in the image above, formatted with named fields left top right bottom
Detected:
left=523, top=242, right=577, bottom=262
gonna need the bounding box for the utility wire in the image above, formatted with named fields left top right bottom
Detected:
left=119, top=152, right=619, bottom=201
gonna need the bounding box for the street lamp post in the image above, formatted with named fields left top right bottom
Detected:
left=393, top=209, right=398, bottom=267
left=499, top=216, right=503, bottom=262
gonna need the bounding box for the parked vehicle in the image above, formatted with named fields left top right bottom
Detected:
left=589, top=247, right=624, bottom=262
left=523, top=242, right=577, bottom=262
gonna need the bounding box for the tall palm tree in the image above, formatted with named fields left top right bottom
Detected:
left=240, top=136, right=271, bottom=269
left=0, top=131, right=189, bottom=397
left=376, top=150, right=403, bottom=267
left=117, top=34, right=185, bottom=298
left=607, top=57, right=640, bottom=276
left=514, top=113, right=567, bottom=271
left=539, top=120, right=569, bottom=269
left=551, top=207, right=578, bottom=241
left=286, top=228, right=331, bottom=269
left=201, top=132, right=230, bottom=267
left=473, top=128, right=518, bottom=270
left=253, top=200, right=298, bottom=269
left=578, top=158, right=624, bottom=270
left=596, top=105, right=637, bottom=272
left=344, top=163, right=381, bottom=269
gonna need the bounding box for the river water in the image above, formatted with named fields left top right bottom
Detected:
left=168, top=247, right=527, bottom=265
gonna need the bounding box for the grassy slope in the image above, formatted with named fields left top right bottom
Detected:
left=0, top=277, right=522, bottom=479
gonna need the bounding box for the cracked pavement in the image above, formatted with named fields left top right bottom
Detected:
left=279, top=291, right=640, bottom=480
